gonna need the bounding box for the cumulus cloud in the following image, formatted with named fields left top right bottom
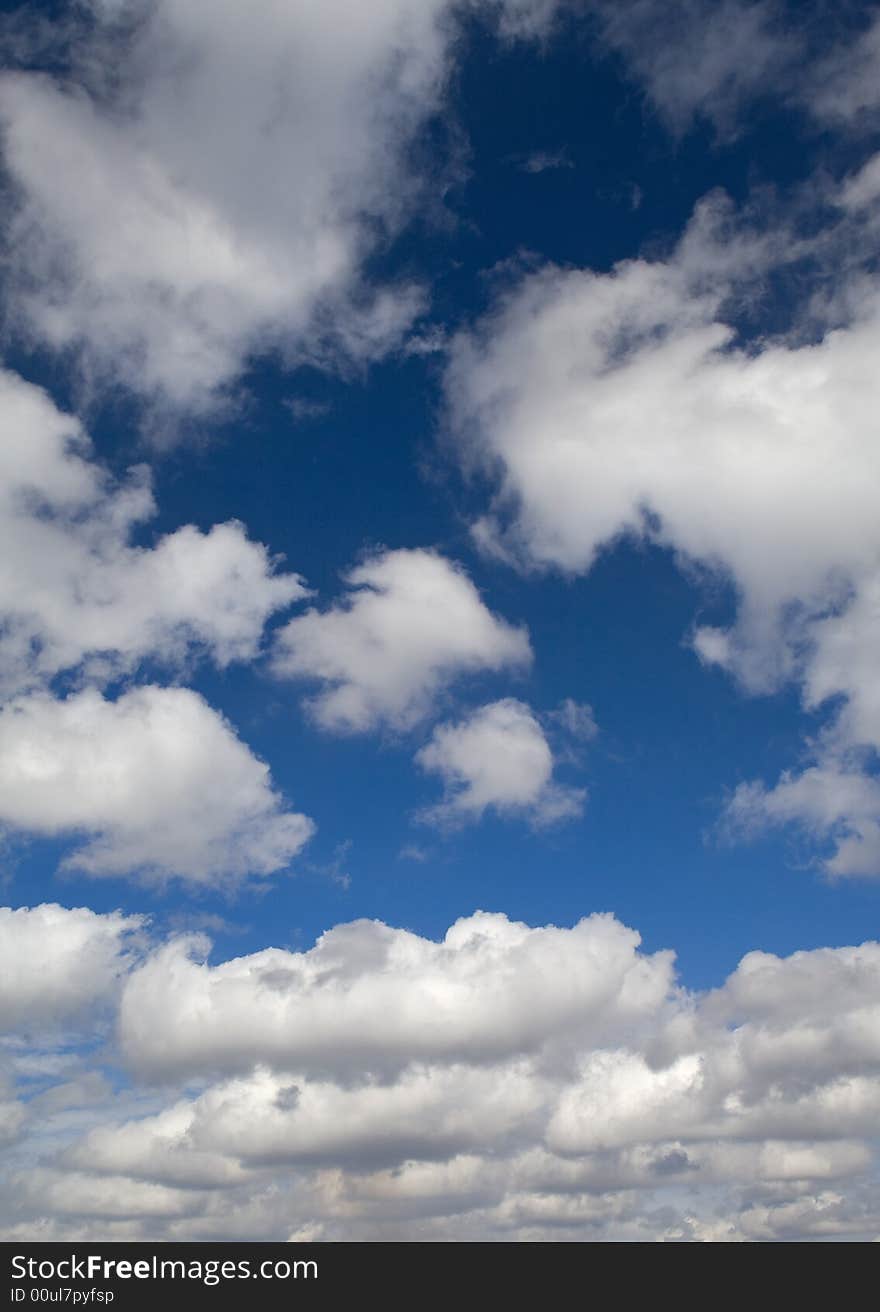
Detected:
left=273, top=549, right=531, bottom=733
left=118, top=910, right=669, bottom=1079
left=0, top=903, right=141, bottom=1032
left=4, top=904, right=880, bottom=1239
left=0, top=0, right=469, bottom=413
left=447, top=206, right=880, bottom=636
left=0, top=687, right=313, bottom=887
left=415, top=698, right=585, bottom=826
left=0, top=369, right=306, bottom=697
left=448, top=176, right=880, bottom=872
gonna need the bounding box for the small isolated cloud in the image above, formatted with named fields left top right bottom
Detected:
left=273, top=549, right=531, bottom=733
left=305, top=841, right=353, bottom=891
left=514, top=147, right=574, bottom=174
left=548, top=697, right=599, bottom=742
left=398, top=844, right=429, bottom=863
left=0, top=687, right=314, bottom=889
left=416, top=699, right=585, bottom=827
left=283, top=398, right=331, bottom=423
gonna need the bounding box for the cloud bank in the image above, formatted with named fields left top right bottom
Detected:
left=3, top=903, right=880, bottom=1241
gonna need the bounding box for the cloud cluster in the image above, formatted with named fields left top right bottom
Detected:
left=448, top=175, right=880, bottom=873
left=273, top=549, right=531, bottom=733
left=416, top=699, right=585, bottom=826
left=0, top=368, right=315, bottom=889
left=3, top=903, right=880, bottom=1240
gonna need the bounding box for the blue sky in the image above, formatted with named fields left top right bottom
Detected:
left=3, top=0, right=880, bottom=1242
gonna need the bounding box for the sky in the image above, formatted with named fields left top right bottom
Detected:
left=2, top=0, right=880, bottom=1243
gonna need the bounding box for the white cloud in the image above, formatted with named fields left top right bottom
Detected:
left=273, top=549, right=531, bottom=733
left=811, top=13, right=880, bottom=123
left=448, top=181, right=880, bottom=872
left=590, top=0, right=793, bottom=134
left=717, top=561, right=880, bottom=878
left=415, top=698, right=585, bottom=825
left=725, top=765, right=880, bottom=879
left=0, top=368, right=306, bottom=697
left=447, top=213, right=880, bottom=641
left=0, top=0, right=463, bottom=414
left=5, top=905, right=880, bottom=1240
left=0, top=903, right=141, bottom=1032
left=583, top=1, right=880, bottom=139
left=0, top=687, right=313, bottom=888
left=118, top=909, right=671, bottom=1079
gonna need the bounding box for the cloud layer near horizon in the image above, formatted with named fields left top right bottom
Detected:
left=3, top=902, right=880, bottom=1241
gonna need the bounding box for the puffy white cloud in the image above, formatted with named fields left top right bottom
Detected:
left=71, top=1063, right=548, bottom=1178
left=0, top=687, right=313, bottom=887
left=118, top=910, right=671, bottom=1078
left=415, top=698, right=585, bottom=826
left=0, top=368, right=305, bottom=697
left=0, top=903, right=141, bottom=1032
left=0, top=0, right=462, bottom=413
left=448, top=221, right=880, bottom=642
left=448, top=180, right=880, bottom=872
left=4, top=906, right=880, bottom=1240
left=273, top=549, right=531, bottom=733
